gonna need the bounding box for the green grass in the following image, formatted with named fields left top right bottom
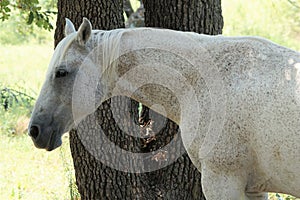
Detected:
left=0, top=44, right=53, bottom=95
left=0, top=133, right=75, bottom=200
left=0, top=43, right=79, bottom=200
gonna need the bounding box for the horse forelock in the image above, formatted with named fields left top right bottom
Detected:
left=46, top=33, right=77, bottom=77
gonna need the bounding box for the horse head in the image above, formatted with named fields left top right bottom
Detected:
left=28, top=18, right=94, bottom=151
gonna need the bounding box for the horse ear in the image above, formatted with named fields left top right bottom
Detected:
left=65, top=18, right=76, bottom=36
left=77, top=18, right=92, bottom=46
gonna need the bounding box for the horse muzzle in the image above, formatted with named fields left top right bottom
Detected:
left=29, top=124, right=62, bottom=151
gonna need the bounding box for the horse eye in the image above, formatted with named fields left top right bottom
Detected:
left=55, top=69, right=68, bottom=78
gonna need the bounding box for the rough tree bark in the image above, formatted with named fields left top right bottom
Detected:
left=54, top=0, right=124, bottom=46
left=54, top=0, right=223, bottom=199
left=144, top=0, right=223, bottom=34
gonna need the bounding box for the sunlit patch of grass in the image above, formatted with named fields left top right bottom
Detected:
left=0, top=43, right=53, bottom=95
left=0, top=107, right=29, bottom=136
left=269, top=193, right=299, bottom=200
left=0, top=133, right=75, bottom=200
left=0, top=42, right=77, bottom=200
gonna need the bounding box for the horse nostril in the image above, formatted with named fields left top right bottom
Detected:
left=29, top=126, right=39, bottom=140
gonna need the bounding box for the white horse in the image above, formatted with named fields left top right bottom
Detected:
left=29, top=18, right=300, bottom=200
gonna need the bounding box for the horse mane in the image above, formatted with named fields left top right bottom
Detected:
left=92, top=29, right=129, bottom=74
left=47, top=28, right=130, bottom=79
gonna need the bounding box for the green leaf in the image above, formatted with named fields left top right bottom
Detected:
left=4, top=7, right=11, bottom=12
left=27, top=11, right=34, bottom=25
left=1, top=0, right=10, bottom=7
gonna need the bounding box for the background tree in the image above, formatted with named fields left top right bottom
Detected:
left=54, top=0, right=124, bottom=46
left=144, top=0, right=223, bottom=34
left=54, top=0, right=223, bottom=199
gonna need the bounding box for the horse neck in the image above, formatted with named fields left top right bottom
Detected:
left=93, top=28, right=208, bottom=124
left=90, top=29, right=183, bottom=124
left=98, top=56, right=181, bottom=124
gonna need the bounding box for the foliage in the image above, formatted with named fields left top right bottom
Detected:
left=0, top=84, right=35, bottom=111
left=0, top=0, right=56, bottom=44
left=222, top=0, right=300, bottom=51
left=0, top=0, right=10, bottom=21
left=0, top=84, right=35, bottom=135
left=0, top=44, right=51, bottom=134
left=0, top=19, right=54, bottom=45
left=0, top=0, right=57, bottom=31
left=287, top=0, right=300, bottom=9
left=0, top=85, right=33, bottom=136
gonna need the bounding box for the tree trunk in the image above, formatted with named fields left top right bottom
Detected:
left=70, top=97, right=151, bottom=199
left=54, top=0, right=124, bottom=46
left=144, top=0, right=223, bottom=34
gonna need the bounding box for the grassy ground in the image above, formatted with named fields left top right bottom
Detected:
left=0, top=133, right=74, bottom=200
left=0, top=44, right=78, bottom=200
left=0, top=44, right=52, bottom=94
